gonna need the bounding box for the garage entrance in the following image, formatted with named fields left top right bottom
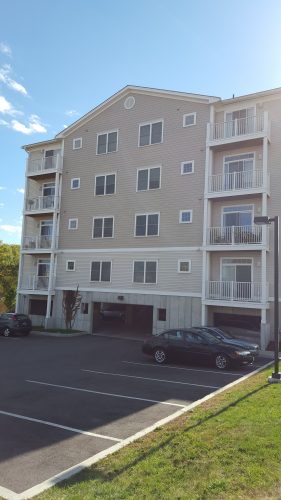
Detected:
left=92, top=302, right=153, bottom=337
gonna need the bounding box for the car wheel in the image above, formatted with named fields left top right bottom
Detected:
left=215, top=353, right=230, bottom=370
left=154, top=347, right=167, bottom=364
left=3, top=327, right=11, bottom=337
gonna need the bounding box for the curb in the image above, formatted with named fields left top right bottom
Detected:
left=30, top=331, right=88, bottom=338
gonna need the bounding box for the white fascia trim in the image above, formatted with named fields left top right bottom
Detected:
left=58, top=246, right=202, bottom=254
left=55, top=86, right=220, bottom=139
left=55, top=286, right=202, bottom=298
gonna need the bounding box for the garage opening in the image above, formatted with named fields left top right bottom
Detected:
left=213, top=312, right=261, bottom=344
left=92, top=302, right=153, bottom=337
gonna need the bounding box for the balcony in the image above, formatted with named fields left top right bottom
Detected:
left=22, top=235, right=52, bottom=251
left=25, top=195, right=59, bottom=213
left=207, top=113, right=269, bottom=147
left=207, top=225, right=264, bottom=248
left=22, top=275, right=49, bottom=291
left=206, top=281, right=264, bottom=303
left=207, top=169, right=268, bottom=197
left=27, top=154, right=62, bottom=177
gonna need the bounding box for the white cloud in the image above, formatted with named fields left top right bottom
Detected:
left=0, top=225, right=21, bottom=234
left=7, top=115, right=47, bottom=135
left=65, top=109, right=80, bottom=117
left=0, top=95, right=13, bottom=113
left=0, top=203, right=4, bottom=207
left=17, top=188, right=24, bottom=194
left=0, top=43, right=12, bottom=57
left=0, top=186, right=6, bottom=190
left=0, top=64, right=28, bottom=96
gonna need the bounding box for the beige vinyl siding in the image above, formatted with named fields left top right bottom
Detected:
left=55, top=250, right=202, bottom=294
left=58, top=93, right=209, bottom=250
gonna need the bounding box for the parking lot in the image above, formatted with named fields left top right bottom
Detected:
left=0, top=333, right=270, bottom=499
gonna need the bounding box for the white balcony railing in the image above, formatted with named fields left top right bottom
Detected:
left=22, top=235, right=52, bottom=250
left=25, top=195, right=58, bottom=212
left=207, top=281, right=263, bottom=302
left=208, top=114, right=265, bottom=142
left=208, top=170, right=264, bottom=194
left=22, top=275, right=50, bottom=290
left=27, top=154, right=62, bottom=175
left=207, top=225, right=263, bottom=246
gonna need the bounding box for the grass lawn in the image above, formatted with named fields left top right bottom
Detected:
left=36, top=366, right=281, bottom=500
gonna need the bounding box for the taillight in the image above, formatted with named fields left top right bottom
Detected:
left=11, top=315, right=17, bottom=321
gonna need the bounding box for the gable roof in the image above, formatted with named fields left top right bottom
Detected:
left=55, top=85, right=220, bottom=139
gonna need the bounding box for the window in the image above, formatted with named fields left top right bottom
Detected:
left=137, top=166, right=161, bottom=191
left=95, top=174, right=116, bottom=195
left=68, top=218, right=78, bottom=230
left=73, top=138, right=82, bottom=150
left=90, top=261, right=111, bottom=282
left=181, top=161, right=194, bottom=175
left=225, top=108, right=255, bottom=137
left=93, top=217, right=114, bottom=238
left=71, top=178, right=80, bottom=189
left=180, top=210, right=192, bottom=223
left=183, top=113, right=196, bottom=127
left=81, top=303, right=89, bottom=314
left=158, top=308, right=166, bottom=321
left=66, top=260, right=75, bottom=271
left=133, top=261, right=157, bottom=284
left=139, top=121, right=163, bottom=146
left=222, top=205, right=253, bottom=227
left=224, top=153, right=254, bottom=190
left=178, top=260, right=191, bottom=273
left=97, top=130, right=118, bottom=154
left=135, top=213, right=159, bottom=236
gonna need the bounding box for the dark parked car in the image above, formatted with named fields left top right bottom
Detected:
left=0, top=313, right=32, bottom=337
left=142, top=328, right=255, bottom=370
left=192, top=326, right=260, bottom=356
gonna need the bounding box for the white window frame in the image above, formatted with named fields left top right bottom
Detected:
left=220, top=257, right=253, bottom=282
left=221, top=204, right=254, bottom=227
left=73, top=138, right=82, bottom=150
left=90, top=260, right=112, bottom=283
left=178, top=260, right=191, bottom=273
left=179, top=210, right=193, bottom=224
left=68, top=218, right=78, bottom=230
left=134, top=212, right=160, bottom=237
left=138, top=120, right=164, bottom=147
left=183, top=113, right=196, bottom=127
left=223, top=106, right=256, bottom=122
left=181, top=161, right=194, bottom=175
left=66, top=260, right=76, bottom=272
left=92, top=216, right=114, bottom=239
left=94, top=172, right=116, bottom=196
left=132, top=260, right=158, bottom=284
left=71, top=178, right=80, bottom=190
left=96, top=129, right=118, bottom=155
left=136, top=165, right=162, bottom=192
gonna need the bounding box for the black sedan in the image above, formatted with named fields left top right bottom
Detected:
left=192, top=326, right=260, bottom=356
left=142, top=328, right=255, bottom=370
left=0, top=313, right=32, bottom=337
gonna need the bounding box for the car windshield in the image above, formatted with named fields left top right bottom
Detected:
left=199, top=330, right=220, bottom=344
left=212, top=328, right=233, bottom=339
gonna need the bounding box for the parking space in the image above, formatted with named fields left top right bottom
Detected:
left=0, top=334, right=271, bottom=499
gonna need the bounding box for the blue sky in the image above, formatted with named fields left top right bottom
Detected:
left=1, top=0, right=281, bottom=244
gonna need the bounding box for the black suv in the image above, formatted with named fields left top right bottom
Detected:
left=0, top=313, right=32, bottom=337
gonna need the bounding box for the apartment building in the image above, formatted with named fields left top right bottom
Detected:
left=16, top=85, right=281, bottom=349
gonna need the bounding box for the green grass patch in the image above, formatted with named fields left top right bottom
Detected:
left=32, top=327, right=82, bottom=334
left=35, top=366, right=281, bottom=499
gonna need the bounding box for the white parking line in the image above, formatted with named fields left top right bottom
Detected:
left=82, top=369, right=220, bottom=389
left=122, top=360, right=245, bottom=376
left=26, top=379, right=188, bottom=408
left=0, top=410, right=122, bottom=442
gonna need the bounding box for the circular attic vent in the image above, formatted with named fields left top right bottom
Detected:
left=124, top=96, right=135, bottom=110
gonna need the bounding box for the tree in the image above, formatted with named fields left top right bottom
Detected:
left=0, top=242, right=20, bottom=311
left=62, top=286, right=82, bottom=330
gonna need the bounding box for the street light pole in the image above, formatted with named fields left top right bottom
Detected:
left=271, top=216, right=281, bottom=381
left=254, top=215, right=281, bottom=382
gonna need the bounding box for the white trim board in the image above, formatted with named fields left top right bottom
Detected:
left=55, top=287, right=202, bottom=297
left=58, top=246, right=202, bottom=254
